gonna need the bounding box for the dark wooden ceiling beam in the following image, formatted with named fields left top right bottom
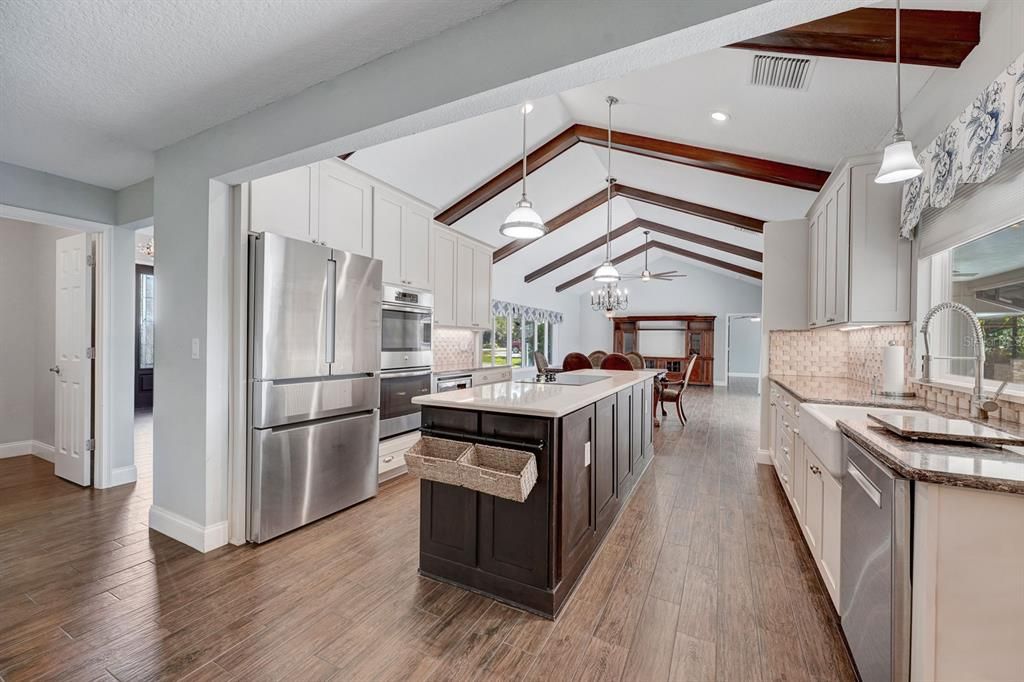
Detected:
left=574, top=126, right=829, bottom=192
left=728, top=8, right=980, bottom=69
left=524, top=218, right=761, bottom=283
left=435, top=125, right=579, bottom=225
left=650, top=240, right=762, bottom=281
left=615, top=184, right=764, bottom=233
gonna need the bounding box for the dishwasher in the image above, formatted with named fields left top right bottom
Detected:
left=840, top=435, right=912, bottom=682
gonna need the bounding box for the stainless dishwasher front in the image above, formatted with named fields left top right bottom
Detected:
left=840, top=435, right=912, bottom=682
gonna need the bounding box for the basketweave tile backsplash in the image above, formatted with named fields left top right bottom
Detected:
left=769, top=324, right=914, bottom=392
left=433, top=328, right=478, bottom=372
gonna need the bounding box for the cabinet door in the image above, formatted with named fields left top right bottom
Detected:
left=820, top=470, right=842, bottom=607
left=807, top=217, right=819, bottom=327
left=249, top=165, right=314, bottom=243
left=643, top=379, right=654, bottom=457
left=814, top=210, right=827, bottom=325
left=824, top=195, right=838, bottom=324
left=455, top=240, right=474, bottom=327
left=432, top=228, right=458, bottom=327
left=832, top=175, right=850, bottom=325
left=372, top=190, right=404, bottom=285
left=792, top=436, right=806, bottom=521
left=318, top=160, right=373, bottom=257
left=631, top=383, right=644, bottom=471
left=471, top=243, right=492, bottom=329
left=402, top=205, right=432, bottom=289
left=595, top=395, right=617, bottom=535
left=803, top=451, right=824, bottom=560
left=560, top=405, right=596, bottom=579
left=616, top=388, right=633, bottom=495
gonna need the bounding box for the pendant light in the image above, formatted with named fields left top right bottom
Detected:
left=499, top=103, right=547, bottom=239
left=593, top=96, right=620, bottom=282
left=875, top=0, right=923, bottom=184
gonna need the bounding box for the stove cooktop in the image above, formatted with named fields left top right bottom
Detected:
left=515, top=373, right=610, bottom=386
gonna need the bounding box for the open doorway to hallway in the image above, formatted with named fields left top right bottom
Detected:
left=133, top=227, right=155, bottom=489
left=727, top=313, right=762, bottom=390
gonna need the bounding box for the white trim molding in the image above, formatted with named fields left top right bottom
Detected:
left=728, top=372, right=760, bottom=378
left=0, top=441, right=37, bottom=459
left=101, top=465, right=138, bottom=488
left=756, top=448, right=773, bottom=465
left=149, top=505, right=229, bottom=553
left=32, top=441, right=55, bottom=462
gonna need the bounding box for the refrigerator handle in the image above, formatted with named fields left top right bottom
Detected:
left=325, top=258, right=337, bottom=365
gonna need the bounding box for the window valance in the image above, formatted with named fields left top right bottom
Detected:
left=900, top=51, right=1024, bottom=239
left=491, top=299, right=564, bottom=324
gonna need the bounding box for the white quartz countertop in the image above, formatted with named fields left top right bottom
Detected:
left=412, top=369, right=662, bottom=418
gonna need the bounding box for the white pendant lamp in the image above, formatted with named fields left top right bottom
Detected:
left=593, top=96, right=621, bottom=283
left=500, top=103, right=547, bottom=239
left=876, top=0, right=923, bottom=184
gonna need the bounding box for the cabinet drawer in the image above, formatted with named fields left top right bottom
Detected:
left=473, top=368, right=511, bottom=386
left=379, top=432, right=420, bottom=479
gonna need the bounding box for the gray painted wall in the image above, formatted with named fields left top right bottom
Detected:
left=0, top=218, right=76, bottom=448
left=728, top=315, right=761, bottom=375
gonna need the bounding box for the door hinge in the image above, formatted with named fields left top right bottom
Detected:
left=86, top=254, right=95, bottom=267
left=85, top=438, right=96, bottom=451
left=86, top=347, right=96, bottom=359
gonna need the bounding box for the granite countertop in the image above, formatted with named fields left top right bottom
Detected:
left=413, top=369, right=661, bottom=418
left=769, top=374, right=922, bottom=409
left=837, top=419, right=1024, bottom=496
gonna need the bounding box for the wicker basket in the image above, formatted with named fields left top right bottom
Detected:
left=405, top=437, right=472, bottom=487
left=460, top=444, right=538, bottom=503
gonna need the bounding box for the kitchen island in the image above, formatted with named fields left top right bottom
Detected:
left=411, top=369, right=659, bottom=618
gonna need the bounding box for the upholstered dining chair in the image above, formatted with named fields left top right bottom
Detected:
left=534, top=352, right=562, bottom=373
left=599, top=353, right=634, bottom=370
left=561, top=352, right=593, bottom=372
left=625, top=352, right=645, bottom=370
left=658, top=353, right=699, bottom=425
left=587, top=350, right=608, bottom=368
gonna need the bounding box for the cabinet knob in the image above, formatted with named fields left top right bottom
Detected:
left=383, top=456, right=394, bottom=464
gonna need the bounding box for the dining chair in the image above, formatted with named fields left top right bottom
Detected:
left=534, top=351, right=550, bottom=372
left=587, top=350, right=608, bottom=368
left=625, top=352, right=645, bottom=370
left=561, top=352, right=593, bottom=372
left=599, top=353, right=634, bottom=370
left=658, top=353, right=699, bottom=425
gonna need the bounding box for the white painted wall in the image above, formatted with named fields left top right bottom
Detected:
left=0, top=218, right=76, bottom=449
left=728, top=315, right=761, bottom=375
left=576, top=255, right=761, bottom=384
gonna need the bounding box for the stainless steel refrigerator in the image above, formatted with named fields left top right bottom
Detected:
left=247, top=232, right=383, bottom=543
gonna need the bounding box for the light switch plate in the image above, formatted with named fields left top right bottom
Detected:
left=584, top=441, right=591, bottom=466
left=191, top=338, right=200, bottom=360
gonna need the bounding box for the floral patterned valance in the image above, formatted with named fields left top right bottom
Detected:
left=900, top=51, right=1024, bottom=239
left=492, top=299, right=564, bottom=324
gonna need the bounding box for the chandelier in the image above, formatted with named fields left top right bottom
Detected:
left=591, top=283, right=628, bottom=318
left=137, top=238, right=155, bottom=258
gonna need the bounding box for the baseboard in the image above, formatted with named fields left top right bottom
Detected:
left=32, top=441, right=55, bottom=462
left=728, top=372, right=759, bottom=378
left=713, top=380, right=727, bottom=387
left=756, top=448, right=773, bottom=465
left=149, top=505, right=229, bottom=553
left=103, top=465, right=138, bottom=488
left=0, top=440, right=54, bottom=461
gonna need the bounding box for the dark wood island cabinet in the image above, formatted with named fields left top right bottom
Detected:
left=414, top=370, right=656, bottom=618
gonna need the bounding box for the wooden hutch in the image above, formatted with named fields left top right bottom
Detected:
left=611, top=314, right=715, bottom=385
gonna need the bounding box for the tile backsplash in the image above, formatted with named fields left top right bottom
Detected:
left=769, top=324, right=914, bottom=392
left=433, top=328, right=478, bottom=372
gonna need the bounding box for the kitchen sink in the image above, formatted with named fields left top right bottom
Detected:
left=799, top=404, right=923, bottom=478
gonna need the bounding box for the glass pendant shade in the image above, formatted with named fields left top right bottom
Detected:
left=875, top=139, right=923, bottom=184
left=499, top=198, right=546, bottom=239
left=593, top=260, right=620, bottom=282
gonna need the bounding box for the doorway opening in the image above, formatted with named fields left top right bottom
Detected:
left=727, top=313, right=762, bottom=388
left=133, top=227, right=155, bottom=490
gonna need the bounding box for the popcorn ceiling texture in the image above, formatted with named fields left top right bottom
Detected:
left=433, top=328, right=478, bottom=372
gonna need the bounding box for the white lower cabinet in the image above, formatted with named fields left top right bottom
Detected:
left=803, top=450, right=824, bottom=557
left=820, top=469, right=842, bottom=607
left=472, top=367, right=511, bottom=386
left=379, top=431, right=420, bottom=481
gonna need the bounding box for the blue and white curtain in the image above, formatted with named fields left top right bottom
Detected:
left=900, top=51, right=1024, bottom=239
left=491, top=299, right=564, bottom=324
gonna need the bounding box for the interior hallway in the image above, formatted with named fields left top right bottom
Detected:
left=0, top=385, right=854, bottom=680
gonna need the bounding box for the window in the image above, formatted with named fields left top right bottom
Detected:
left=920, top=221, right=1024, bottom=390
left=138, top=271, right=155, bottom=369
left=481, top=308, right=558, bottom=369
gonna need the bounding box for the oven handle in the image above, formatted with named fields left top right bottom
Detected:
left=382, top=302, right=432, bottom=314
left=381, top=368, right=432, bottom=379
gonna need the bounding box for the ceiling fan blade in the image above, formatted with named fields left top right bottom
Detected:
left=651, top=271, right=681, bottom=277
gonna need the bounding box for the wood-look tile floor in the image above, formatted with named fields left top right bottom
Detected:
left=0, top=384, right=856, bottom=681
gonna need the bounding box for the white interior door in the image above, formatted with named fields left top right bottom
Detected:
left=54, top=233, right=93, bottom=486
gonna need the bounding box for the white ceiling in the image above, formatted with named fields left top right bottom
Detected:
left=0, top=0, right=512, bottom=189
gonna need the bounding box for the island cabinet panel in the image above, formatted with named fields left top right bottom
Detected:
left=616, top=388, right=635, bottom=498
left=420, top=481, right=476, bottom=566
left=559, top=405, right=597, bottom=582
left=644, top=379, right=655, bottom=457
left=595, top=395, right=618, bottom=536
left=631, top=383, right=644, bottom=472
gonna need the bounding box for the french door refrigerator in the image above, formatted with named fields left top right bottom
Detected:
left=248, top=232, right=383, bottom=543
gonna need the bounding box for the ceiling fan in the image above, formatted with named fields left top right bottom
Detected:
left=621, top=231, right=687, bottom=282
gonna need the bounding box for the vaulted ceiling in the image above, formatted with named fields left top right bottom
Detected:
left=347, top=2, right=984, bottom=296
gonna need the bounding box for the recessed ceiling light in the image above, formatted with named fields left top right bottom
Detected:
left=520, top=102, right=534, bottom=114
left=710, top=111, right=730, bottom=122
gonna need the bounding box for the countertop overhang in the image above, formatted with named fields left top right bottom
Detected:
left=413, top=369, right=661, bottom=418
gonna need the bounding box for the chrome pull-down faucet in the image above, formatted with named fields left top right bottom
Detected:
left=920, top=301, right=989, bottom=419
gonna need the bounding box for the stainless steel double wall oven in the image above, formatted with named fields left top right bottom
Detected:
left=379, top=285, right=433, bottom=438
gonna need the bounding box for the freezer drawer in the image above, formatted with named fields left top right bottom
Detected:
left=248, top=410, right=380, bottom=543
left=251, top=374, right=380, bottom=429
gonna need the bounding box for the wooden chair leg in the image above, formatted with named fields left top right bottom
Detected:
left=660, top=397, right=668, bottom=417
left=675, top=399, right=685, bottom=426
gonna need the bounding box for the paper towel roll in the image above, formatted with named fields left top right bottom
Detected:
left=882, top=344, right=905, bottom=394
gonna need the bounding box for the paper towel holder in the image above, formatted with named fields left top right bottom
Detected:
left=871, top=340, right=917, bottom=398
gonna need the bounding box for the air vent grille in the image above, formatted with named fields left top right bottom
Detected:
left=750, top=54, right=813, bottom=90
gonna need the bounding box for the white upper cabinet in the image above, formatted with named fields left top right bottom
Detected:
left=318, top=158, right=373, bottom=257
left=807, top=154, right=909, bottom=328
left=372, top=187, right=432, bottom=290
left=249, top=165, right=315, bottom=243
left=435, top=225, right=493, bottom=330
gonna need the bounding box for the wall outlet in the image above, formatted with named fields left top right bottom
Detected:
left=191, top=338, right=200, bottom=360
